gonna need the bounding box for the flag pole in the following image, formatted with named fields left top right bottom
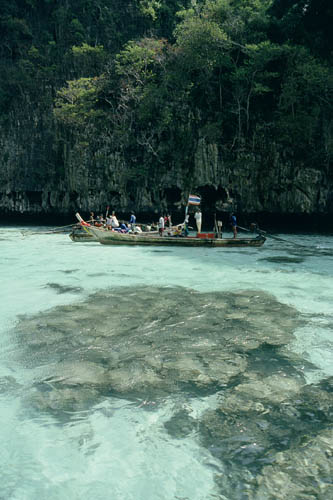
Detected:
left=184, top=193, right=189, bottom=222
left=184, top=200, right=189, bottom=236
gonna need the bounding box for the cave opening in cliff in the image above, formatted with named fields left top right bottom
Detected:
left=163, top=187, right=182, bottom=205
left=70, top=191, right=78, bottom=202
left=196, top=185, right=229, bottom=210
left=26, top=191, right=42, bottom=205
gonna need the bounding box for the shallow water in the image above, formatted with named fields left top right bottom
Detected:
left=1, top=226, right=333, bottom=499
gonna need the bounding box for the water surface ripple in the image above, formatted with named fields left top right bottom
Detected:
left=1, top=227, right=333, bottom=499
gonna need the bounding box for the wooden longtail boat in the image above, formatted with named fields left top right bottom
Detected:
left=76, top=214, right=266, bottom=248
left=69, top=227, right=97, bottom=242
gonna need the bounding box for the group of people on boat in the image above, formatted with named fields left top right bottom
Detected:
left=85, top=207, right=239, bottom=239
left=88, top=210, right=139, bottom=233
left=157, top=213, right=195, bottom=238
left=158, top=214, right=172, bottom=236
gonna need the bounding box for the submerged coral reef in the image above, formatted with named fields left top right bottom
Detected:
left=6, top=286, right=333, bottom=498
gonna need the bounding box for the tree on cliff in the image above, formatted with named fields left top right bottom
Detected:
left=0, top=0, right=332, bottom=214
left=52, top=0, right=332, bottom=184
left=269, top=0, right=333, bottom=60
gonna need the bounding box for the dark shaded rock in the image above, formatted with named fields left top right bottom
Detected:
left=26, top=384, right=101, bottom=414
left=253, top=428, right=333, bottom=500
left=8, top=285, right=333, bottom=497
left=198, top=375, right=333, bottom=498
left=13, top=287, right=302, bottom=402
left=164, top=409, right=198, bottom=439
left=9, top=285, right=305, bottom=425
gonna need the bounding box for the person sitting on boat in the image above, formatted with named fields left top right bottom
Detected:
left=173, top=225, right=182, bottom=237
left=158, top=215, right=165, bottom=236
left=95, top=214, right=105, bottom=227
left=88, top=212, right=95, bottom=224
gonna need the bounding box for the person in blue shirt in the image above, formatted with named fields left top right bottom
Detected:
left=129, top=213, right=136, bottom=225
left=230, top=213, right=237, bottom=239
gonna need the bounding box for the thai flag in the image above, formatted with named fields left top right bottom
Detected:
left=188, top=194, right=201, bottom=205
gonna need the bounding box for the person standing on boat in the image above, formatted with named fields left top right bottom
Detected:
left=217, top=220, right=223, bottom=238
left=129, top=213, right=136, bottom=225
left=183, top=214, right=189, bottom=237
left=230, top=213, right=237, bottom=239
left=111, top=212, right=119, bottom=229
left=158, top=215, right=165, bottom=236
left=129, top=212, right=136, bottom=231
left=106, top=214, right=112, bottom=229
left=194, top=209, right=202, bottom=234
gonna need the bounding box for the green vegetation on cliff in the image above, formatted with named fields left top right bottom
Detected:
left=0, top=0, right=332, bottom=215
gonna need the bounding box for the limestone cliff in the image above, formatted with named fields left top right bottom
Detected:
left=0, top=106, right=332, bottom=219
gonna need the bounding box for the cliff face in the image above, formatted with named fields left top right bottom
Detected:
left=192, top=138, right=332, bottom=215
left=0, top=114, right=332, bottom=218
left=0, top=119, right=332, bottom=218
left=1, top=0, right=332, bottom=222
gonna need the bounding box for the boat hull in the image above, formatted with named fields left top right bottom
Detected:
left=69, top=229, right=96, bottom=242
left=84, top=226, right=265, bottom=247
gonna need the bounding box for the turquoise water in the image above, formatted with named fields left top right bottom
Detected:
left=1, top=226, right=333, bottom=499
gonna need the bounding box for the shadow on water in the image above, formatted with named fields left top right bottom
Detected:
left=149, top=250, right=173, bottom=253
left=58, top=269, right=80, bottom=274
left=259, top=256, right=305, bottom=264
left=44, top=283, right=83, bottom=294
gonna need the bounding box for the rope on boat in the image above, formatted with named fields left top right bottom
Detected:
left=21, top=223, right=76, bottom=236
left=237, top=225, right=308, bottom=248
